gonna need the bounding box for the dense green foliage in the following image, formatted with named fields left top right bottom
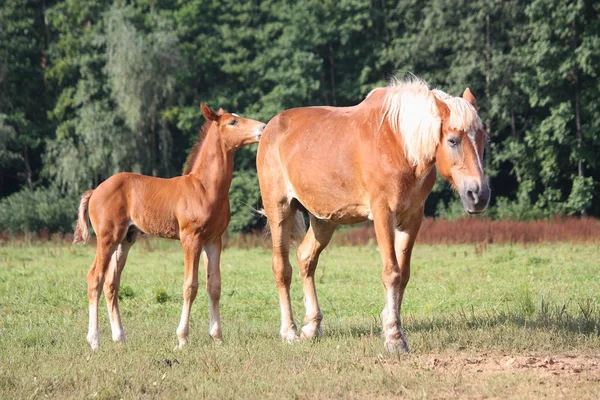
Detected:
left=1, top=242, right=599, bottom=397
left=1, top=0, right=598, bottom=233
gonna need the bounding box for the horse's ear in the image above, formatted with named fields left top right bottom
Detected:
left=462, top=88, right=478, bottom=109
left=433, top=96, right=450, bottom=123
left=217, top=108, right=226, bottom=116
left=200, top=103, right=220, bottom=123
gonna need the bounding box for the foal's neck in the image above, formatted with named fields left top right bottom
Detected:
left=188, top=128, right=234, bottom=195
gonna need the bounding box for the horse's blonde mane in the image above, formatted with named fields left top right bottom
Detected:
left=381, top=77, right=482, bottom=166
left=431, top=89, right=483, bottom=134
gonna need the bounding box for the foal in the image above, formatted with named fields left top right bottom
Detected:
left=257, top=77, right=489, bottom=352
left=74, top=104, right=265, bottom=350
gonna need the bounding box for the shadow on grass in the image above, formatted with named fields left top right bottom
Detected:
left=334, top=299, right=599, bottom=339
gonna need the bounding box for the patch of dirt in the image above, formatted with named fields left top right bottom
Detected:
left=376, top=352, right=600, bottom=399
left=418, top=353, right=600, bottom=379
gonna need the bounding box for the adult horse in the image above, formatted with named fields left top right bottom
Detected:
left=74, top=104, right=265, bottom=350
left=256, top=77, right=489, bottom=352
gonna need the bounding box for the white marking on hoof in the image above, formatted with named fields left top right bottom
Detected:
left=111, top=332, right=126, bottom=343
left=87, top=330, right=100, bottom=350
left=384, top=338, right=410, bottom=353
left=174, top=338, right=187, bottom=351
left=300, top=324, right=322, bottom=340
left=280, top=329, right=300, bottom=344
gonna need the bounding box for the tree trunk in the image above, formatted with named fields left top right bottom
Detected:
left=572, top=19, right=586, bottom=216
left=152, top=122, right=158, bottom=177
left=485, top=14, right=492, bottom=135
left=329, top=43, right=336, bottom=106
left=23, top=144, right=32, bottom=190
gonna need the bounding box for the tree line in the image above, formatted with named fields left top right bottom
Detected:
left=1, top=0, right=598, bottom=233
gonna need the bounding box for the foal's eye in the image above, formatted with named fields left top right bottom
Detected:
left=229, top=119, right=238, bottom=126
left=447, top=138, right=460, bottom=147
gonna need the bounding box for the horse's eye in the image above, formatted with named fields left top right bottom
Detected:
left=447, top=138, right=460, bottom=147
left=229, top=119, right=238, bottom=126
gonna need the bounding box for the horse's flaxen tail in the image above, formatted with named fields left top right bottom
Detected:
left=73, top=190, right=94, bottom=245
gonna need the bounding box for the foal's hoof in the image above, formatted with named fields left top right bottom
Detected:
left=87, top=331, right=100, bottom=350
left=174, top=338, right=187, bottom=351
left=280, top=329, right=300, bottom=344
left=211, top=337, right=224, bottom=346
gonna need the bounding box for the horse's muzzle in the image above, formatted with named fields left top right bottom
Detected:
left=460, top=179, right=490, bottom=214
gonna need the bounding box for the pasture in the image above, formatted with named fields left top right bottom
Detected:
left=1, top=240, right=599, bottom=399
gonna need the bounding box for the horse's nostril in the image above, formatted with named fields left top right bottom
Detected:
left=467, top=190, right=478, bottom=204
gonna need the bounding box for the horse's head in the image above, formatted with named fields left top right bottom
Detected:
left=201, top=103, right=266, bottom=149
left=433, top=89, right=490, bottom=214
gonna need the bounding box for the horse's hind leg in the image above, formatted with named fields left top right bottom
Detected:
left=103, top=230, right=138, bottom=343
left=265, top=203, right=299, bottom=343
left=202, top=236, right=223, bottom=342
left=297, top=215, right=337, bottom=340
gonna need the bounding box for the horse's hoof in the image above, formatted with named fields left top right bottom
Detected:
left=300, top=324, right=322, bottom=340
left=384, top=339, right=410, bottom=354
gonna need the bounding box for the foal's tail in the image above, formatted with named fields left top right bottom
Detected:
left=290, top=211, right=307, bottom=243
left=73, top=190, right=94, bottom=245
left=258, top=209, right=306, bottom=244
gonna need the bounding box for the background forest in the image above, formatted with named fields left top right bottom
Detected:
left=0, top=0, right=598, bottom=234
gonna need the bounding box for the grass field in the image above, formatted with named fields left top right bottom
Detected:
left=1, top=240, right=599, bottom=399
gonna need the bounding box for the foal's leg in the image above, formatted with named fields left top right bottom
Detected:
left=176, top=232, right=204, bottom=349
left=86, top=236, right=120, bottom=350
left=103, top=231, right=138, bottom=343
left=297, top=215, right=337, bottom=340
left=203, top=236, right=223, bottom=342
left=266, top=206, right=299, bottom=342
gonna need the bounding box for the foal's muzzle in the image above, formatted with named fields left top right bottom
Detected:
left=255, top=124, right=266, bottom=141
left=460, top=179, right=490, bottom=214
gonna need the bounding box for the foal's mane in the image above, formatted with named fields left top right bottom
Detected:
left=381, top=77, right=482, bottom=166
left=182, top=119, right=213, bottom=175
left=182, top=108, right=227, bottom=175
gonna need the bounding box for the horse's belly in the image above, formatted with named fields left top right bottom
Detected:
left=129, top=203, right=180, bottom=239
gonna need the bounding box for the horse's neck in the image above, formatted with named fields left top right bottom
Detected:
left=189, top=130, right=234, bottom=196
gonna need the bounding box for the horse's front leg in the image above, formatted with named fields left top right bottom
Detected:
left=391, top=209, right=424, bottom=351
left=176, top=232, right=204, bottom=349
left=373, top=208, right=421, bottom=353
left=202, top=236, right=223, bottom=343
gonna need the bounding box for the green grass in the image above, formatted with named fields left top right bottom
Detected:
left=1, top=241, right=599, bottom=399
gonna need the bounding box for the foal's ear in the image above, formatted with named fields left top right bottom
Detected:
left=216, top=108, right=226, bottom=116
left=200, top=103, right=220, bottom=123
left=433, top=96, right=450, bottom=123
left=462, top=88, right=478, bottom=109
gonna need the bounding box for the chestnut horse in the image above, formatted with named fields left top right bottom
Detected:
left=74, top=104, right=265, bottom=350
left=257, top=77, right=490, bottom=352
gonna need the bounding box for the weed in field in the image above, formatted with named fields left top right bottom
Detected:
left=154, top=288, right=170, bottom=304
left=119, top=285, right=135, bottom=300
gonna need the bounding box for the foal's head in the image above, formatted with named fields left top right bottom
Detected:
left=201, top=103, right=266, bottom=150
left=433, top=89, right=490, bottom=214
